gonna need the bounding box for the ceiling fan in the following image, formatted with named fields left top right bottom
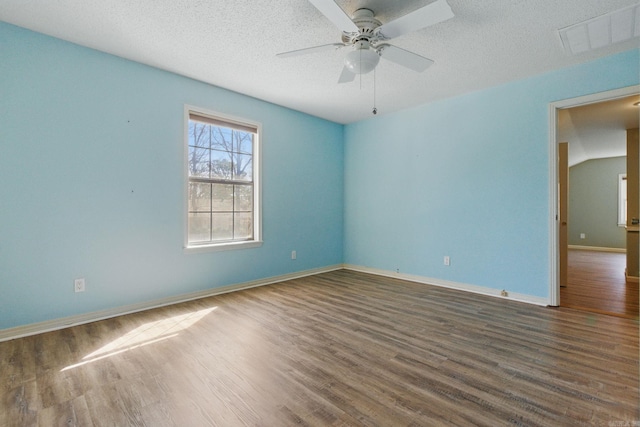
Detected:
left=277, top=0, right=454, bottom=83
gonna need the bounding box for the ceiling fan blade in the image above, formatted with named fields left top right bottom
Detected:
left=338, top=66, right=355, bottom=83
left=379, top=45, right=434, bottom=72
left=376, top=0, right=454, bottom=40
left=307, top=0, right=359, bottom=33
left=277, top=43, right=346, bottom=58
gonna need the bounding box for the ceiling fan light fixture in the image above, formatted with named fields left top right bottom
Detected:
left=344, top=47, right=380, bottom=74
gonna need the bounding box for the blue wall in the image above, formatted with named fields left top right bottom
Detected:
left=0, top=23, right=344, bottom=329
left=344, top=49, right=639, bottom=298
left=1, top=20, right=638, bottom=330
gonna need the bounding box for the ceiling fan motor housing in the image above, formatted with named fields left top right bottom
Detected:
left=341, top=8, right=382, bottom=44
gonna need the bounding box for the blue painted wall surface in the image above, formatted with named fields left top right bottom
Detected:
left=344, top=49, right=639, bottom=298
left=0, top=23, right=344, bottom=329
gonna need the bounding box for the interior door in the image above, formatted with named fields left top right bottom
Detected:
left=559, top=142, right=568, bottom=287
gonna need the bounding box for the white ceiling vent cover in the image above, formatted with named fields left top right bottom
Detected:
left=558, top=4, right=640, bottom=55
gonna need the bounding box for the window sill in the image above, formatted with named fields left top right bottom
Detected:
left=184, top=240, right=263, bottom=254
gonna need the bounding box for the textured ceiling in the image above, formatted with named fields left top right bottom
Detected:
left=0, top=0, right=638, bottom=124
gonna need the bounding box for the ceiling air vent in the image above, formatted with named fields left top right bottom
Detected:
left=558, top=3, right=640, bottom=55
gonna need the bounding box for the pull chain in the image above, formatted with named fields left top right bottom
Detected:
left=372, top=67, right=377, bottom=115
left=359, top=47, right=362, bottom=90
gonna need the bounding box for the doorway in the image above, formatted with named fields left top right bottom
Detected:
left=549, top=86, right=639, bottom=318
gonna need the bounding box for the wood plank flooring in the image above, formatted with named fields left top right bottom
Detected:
left=561, top=249, right=639, bottom=319
left=1, top=269, right=638, bottom=426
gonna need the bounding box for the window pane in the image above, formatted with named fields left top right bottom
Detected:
left=619, top=175, right=627, bottom=225
left=188, top=212, right=211, bottom=243
left=189, top=122, right=210, bottom=148
left=211, top=126, right=233, bottom=151
left=211, top=150, right=232, bottom=180
left=233, top=153, right=252, bottom=181
left=234, top=185, right=253, bottom=212
left=234, top=212, right=253, bottom=239
left=235, top=132, right=253, bottom=155
left=188, top=182, right=211, bottom=212
left=188, top=146, right=210, bottom=177
left=212, top=213, right=233, bottom=241
left=187, top=111, right=259, bottom=247
left=211, top=184, right=233, bottom=212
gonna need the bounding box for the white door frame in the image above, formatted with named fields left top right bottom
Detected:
left=548, top=85, right=640, bottom=306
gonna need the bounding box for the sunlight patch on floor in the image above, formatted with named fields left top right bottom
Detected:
left=61, top=306, right=216, bottom=371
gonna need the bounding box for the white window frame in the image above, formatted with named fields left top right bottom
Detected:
left=183, top=105, right=262, bottom=252
left=618, top=173, right=627, bottom=227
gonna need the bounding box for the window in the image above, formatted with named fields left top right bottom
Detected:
left=185, top=108, right=261, bottom=250
left=618, top=173, right=627, bottom=226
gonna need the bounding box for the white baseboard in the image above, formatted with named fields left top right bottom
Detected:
left=568, top=245, right=626, bottom=253
left=0, top=265, right=343, bottom=343
left=343, top=264, right=549, bottom=307
left=0, top=263, right=553, bottom=342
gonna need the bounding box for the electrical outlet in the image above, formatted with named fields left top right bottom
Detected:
left=444, top=256, right=450, bottom=266
left=291, top=250, right=296, bottom=260
left=580, top=233, right=586, bottom=239
left=74, top=278, right=85, bottom=293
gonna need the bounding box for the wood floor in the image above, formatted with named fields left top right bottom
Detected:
left=1, top=270, right=638, bottom=426
left=561, top=249, right=639, bottom=319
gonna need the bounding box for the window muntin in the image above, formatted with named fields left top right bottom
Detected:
left=186, top=109, right=260, bottom=248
